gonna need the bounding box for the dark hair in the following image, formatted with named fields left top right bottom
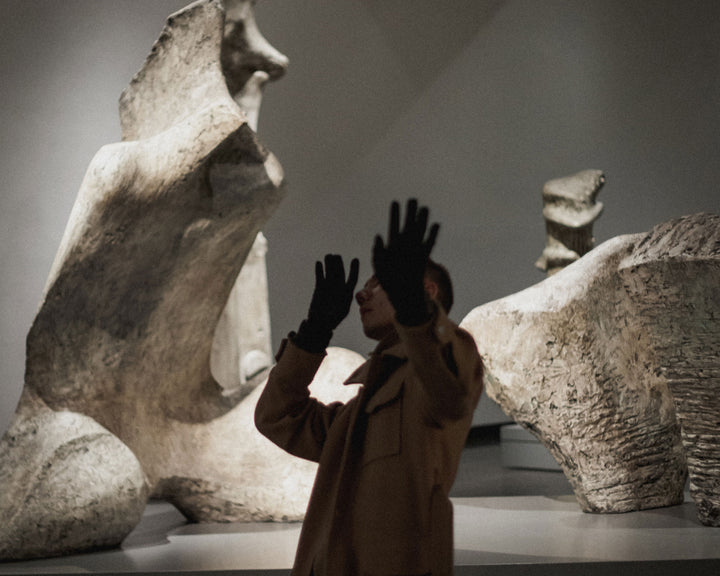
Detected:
left=425, top=259, right=454, bottom=313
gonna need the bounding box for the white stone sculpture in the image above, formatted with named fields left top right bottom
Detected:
left=462, top=213, right=719, bottom=518
left=0, top=0, right=361, bottom=559
left=536, top=169, right=605, bottom=275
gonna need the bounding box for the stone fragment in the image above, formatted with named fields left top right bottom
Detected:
left=462, top=216, right=720, bottom=513
left=536, top=169, right=605, bottom=275
left=0, top=389, right=147, bottom=560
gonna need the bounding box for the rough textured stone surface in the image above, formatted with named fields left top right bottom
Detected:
left=0, top=389, right=147, bottom=560
left=618, top=213, right=720, bottom=525
left=463, top=218, right=711, bottom=514
left=536, top=169, right=605, bottom=275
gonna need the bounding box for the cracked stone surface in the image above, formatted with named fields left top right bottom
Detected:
left=463, top=214, right=719, bottom=516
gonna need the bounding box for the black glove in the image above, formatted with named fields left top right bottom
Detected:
left=372, top=199, right=439, bottom=326
left=293, top=254, right=359, bottom=353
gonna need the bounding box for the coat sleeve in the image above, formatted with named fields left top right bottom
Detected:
left=396, top=306, right=483, bottom=424
left=254, top=338, right=348, bottom=463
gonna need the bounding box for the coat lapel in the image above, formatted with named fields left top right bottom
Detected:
left=344, top=335, right=408, bottom=414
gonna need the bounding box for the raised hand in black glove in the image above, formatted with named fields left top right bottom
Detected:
left=293, top=254, right=360, bottom=353
left=372, top=199, right=440, bottom=326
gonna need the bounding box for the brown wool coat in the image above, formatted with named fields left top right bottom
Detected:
left=254, top=309, right=483, bottom=576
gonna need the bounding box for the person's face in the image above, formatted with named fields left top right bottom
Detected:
left=355, top=276, right=396, bottom=341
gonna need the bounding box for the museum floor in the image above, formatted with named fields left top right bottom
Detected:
left=1, top=427, right=719, bottom=576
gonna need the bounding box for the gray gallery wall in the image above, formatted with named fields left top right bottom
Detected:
left=1, top=0, right=718, bottom=435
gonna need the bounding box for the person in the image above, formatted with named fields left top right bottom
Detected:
left=254, top=199, right=484, bottom=575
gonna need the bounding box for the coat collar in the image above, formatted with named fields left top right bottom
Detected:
left=343, top=331, right=407, bottom=386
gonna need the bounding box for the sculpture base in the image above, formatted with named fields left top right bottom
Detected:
left=1, top=495, right=718, bottom=575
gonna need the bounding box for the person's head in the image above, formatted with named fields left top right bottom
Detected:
left=355, top=259, right=454, bottom=341
left=423, top=258, right=453, bottom=315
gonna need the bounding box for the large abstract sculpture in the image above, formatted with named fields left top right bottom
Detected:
left=462, top=213, right=719, bottom=521
left=1, top=0, right=355, bottom=560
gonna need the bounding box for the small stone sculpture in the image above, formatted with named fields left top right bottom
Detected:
left=463, top=213, right=719, bottom=515
left=536, top=169, right=605, bottom=275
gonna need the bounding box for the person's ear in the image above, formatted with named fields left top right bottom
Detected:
left=423, top=279, right=439, bottom=301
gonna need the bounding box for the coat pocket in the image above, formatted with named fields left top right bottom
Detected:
left=362, top=392, right=403, bottom=466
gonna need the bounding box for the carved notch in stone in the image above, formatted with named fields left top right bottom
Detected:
left=211, top=231, right=273, bottom=395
